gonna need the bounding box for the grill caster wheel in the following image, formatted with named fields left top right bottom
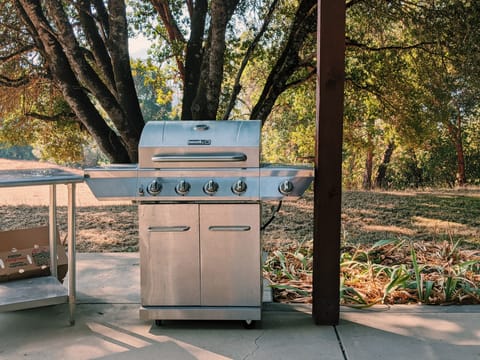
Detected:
left=242, top=320, right=256, bottom=329
left=155, top=320, right=162, bottom=327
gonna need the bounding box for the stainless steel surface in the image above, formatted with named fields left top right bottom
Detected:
left=151, top=152, right=247, bottom=162
left=0, top=169, right=79, bottom=324
left=139, top=306, right=261, bottom=321
left=147, top=226, right=190, bottom=232
left=208, top=225, right=251, bottom=231
left=138, top=120, right=261, bottom=168
left=49, top=185, right=58, bottom=279
left=136, top=168, right=260, bottom=202
left=84, top=121, right=314, bottom=202
left=140, top=204, right=201, bottom=306
left=0, top=168, right=83, bottom=187
left=0, top=276, right=68, bottom=312
left=67, top=183, right=76, bottom=326
left=83, top=120, right=313, bottom=323
left=84, top=165, right=138, bottom=200
left=259, top=164, right=314, bottom=200
left=85, top=166, right=313, bottom=201
left=140, top=203, right=261, bottom=312
left=200, top=204, right=260, bottom=307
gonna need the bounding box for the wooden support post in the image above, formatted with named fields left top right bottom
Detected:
left=312, top=0, right=346, bottom=325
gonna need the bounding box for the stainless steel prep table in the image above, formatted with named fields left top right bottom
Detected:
left=0, top=168, right=83, bottom=325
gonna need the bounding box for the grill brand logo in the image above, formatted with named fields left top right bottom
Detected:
left=188, top=139, right=211, bottom=145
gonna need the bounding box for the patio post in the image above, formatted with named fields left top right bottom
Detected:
left=312, top=0, right=346, bottom=325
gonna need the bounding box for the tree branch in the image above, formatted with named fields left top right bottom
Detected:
left=150, top=0, right=186, bottom=81
left=25, top=111, right=77, bottom=122
left=0, top=44, right=35, bottom=63
left=346, top=0, right=365, bottom=9
left=0, top=74, right=30, bottom=87
left=250, top=0, right=317, bottom=123
left=346, top=37, right=435, bottom=52
left=222, top=0, right=280, bottom=120
left=92, top=0, right=110, bottom=38
left=181, top=0, right=208, bottom=119
left=76, top=0, right=115, bottom=93
left=284, top=68, right=316, bottom=90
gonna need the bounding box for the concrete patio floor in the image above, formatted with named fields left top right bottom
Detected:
left=1, top=253, right=479, bottom=360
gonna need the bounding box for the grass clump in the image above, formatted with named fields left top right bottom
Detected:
left=264, top=237, right=480, bottom=306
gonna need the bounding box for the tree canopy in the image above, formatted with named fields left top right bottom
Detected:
left=0, top=0, right=316, bottom=163
left=1, top=0, right=480, bottom=188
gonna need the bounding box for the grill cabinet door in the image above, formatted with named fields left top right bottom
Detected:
left=200, top=204, right=261, bottom=306
left=139, top=204, right=200, bottom=306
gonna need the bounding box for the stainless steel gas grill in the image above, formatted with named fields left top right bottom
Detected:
left=85, top=120, right=313, bottom=327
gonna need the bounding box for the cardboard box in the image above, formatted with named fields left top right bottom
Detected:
left=0, top=226, right=68, bottom=283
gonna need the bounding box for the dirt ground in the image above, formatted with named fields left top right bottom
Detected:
left=1, top=158, right=479, bottom=253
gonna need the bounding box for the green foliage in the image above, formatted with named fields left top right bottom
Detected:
left=264, top=233, right=480, bottom=305
left=261, top=82, right=315, bottom=164
left=0, top=80, right=88, bottom=165
left=131, top=59, right=178, bottom=121
left=341, top=1, right=480, bottom=189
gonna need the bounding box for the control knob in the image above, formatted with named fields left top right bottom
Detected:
left=175, top=180, right=191, bottom=195
left=232, top=179, right=247, bottom=195
left=278, top=180, right=294, bottom=195
left=203, top=179, right=219, bottom=195
left=147, top=180, right=162, bottom=196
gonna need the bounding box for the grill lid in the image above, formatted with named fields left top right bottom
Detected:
left=139, top=120, right=261, bottom=169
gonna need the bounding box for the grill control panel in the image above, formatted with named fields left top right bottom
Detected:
left=137, top=174, right=261, bottom=201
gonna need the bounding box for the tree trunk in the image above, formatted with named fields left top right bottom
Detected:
left=447, top=116, right=467, bottom=186
left=362, top=148, right=373, bottom=190
left=150, top=0, right=186, bottom=82
left=16, top=0, right=144, bottom=162
left=454, top=140, right=467, bottom=186
left=16, top=0, right=130, bottom=163
left=374, top=141, right=395, bottom=189
left=222, top=0, right=280, bottom=120
left=250, top=0, right=316, bottom=123
left=153, top=0, right=317, bottom=123
left=181, top=0, right=208, bottom=120
left=191, top=0, right=240, bottom=120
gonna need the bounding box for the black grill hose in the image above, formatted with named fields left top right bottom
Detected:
left=260, top=200, right=283, bottom=231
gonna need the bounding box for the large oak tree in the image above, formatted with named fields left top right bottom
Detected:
left=1, top=0, right=317, bottom=163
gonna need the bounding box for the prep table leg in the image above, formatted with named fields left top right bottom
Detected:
left=49, top=184, right=58, bottom=279
left=67, top=183, right=76, bottom=325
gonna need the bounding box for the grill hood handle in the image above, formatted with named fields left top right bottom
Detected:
left=151, top=153, right=247, bottom=162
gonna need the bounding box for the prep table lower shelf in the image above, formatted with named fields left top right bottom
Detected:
left=0, top=276, right=68, bottom=312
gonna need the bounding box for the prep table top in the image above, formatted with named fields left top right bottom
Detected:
left=0, top=168, right=84, bottom=187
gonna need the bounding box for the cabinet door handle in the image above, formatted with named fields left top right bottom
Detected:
left=148, top=226, right=190, bottom=232
left=208, top=225, right=251, bottom=232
